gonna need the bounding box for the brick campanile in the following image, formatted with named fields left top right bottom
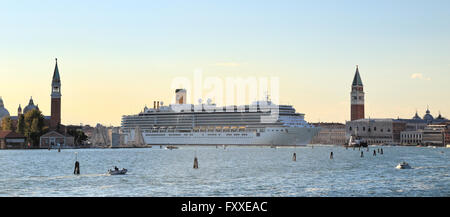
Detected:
left=351, top=65, right=364, bottom=121
left=50, top=58, right=61, bottom=129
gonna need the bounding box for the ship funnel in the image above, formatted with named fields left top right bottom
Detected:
left=175, top=89, right=187, bottom=104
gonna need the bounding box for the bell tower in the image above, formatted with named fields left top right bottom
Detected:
left=351, top=65, right=365, bottom=121
left=50, top=58, right=61, bottom=129
left=18, top=104, right=22, bottom=116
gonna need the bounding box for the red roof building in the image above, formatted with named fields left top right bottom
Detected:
left=0, top=130, right=26, bottom=149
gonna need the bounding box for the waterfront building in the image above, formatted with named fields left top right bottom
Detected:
left=346, top=108, right=448, bottom=145
left=400, top=130, right=423, bottom=145
left=310, top=122, right=346, bottom=145
left=345, top=119, right=406, bottom=145
left=0, top=130, right=26, bottom=149
left=397, top=110, right=448, bottom=146
left=39, top=131, right=74, bottom=149
left=422, top=125, right=446, bottom=146
left=350, top=65, right=365, bottom=121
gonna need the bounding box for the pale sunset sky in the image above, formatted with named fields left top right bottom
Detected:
left=1, top=0, right=449, bottom=126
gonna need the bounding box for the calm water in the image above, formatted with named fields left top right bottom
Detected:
left=0, top=145, right=448, bottom=197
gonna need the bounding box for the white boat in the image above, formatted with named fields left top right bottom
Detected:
left=121, top=89, right=320, bottom=146
left=396, top=162, right=412, bottom=169
left=347, top=135, right=368, bottom=147
left=108, top=168, right=128, bottom=175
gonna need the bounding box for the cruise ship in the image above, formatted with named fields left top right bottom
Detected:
left=121, top=89, right=320, bottom=146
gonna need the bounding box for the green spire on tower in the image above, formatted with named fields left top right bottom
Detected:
left=352, top=65, right=363, bottom=86
left=52, top=58, right=60, bottom=83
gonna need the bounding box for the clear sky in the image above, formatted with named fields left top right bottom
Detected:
left=1, top=0, right=449, bottom=126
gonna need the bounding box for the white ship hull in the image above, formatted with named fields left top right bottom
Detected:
left=137, top=127, right=319, bottom=146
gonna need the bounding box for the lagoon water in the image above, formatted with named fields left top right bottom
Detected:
left=0, top=145, right=448, bottom=197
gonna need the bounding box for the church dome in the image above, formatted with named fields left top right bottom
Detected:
left=436, top=112, right=446, bottom=121
left=23, top=97, right=38, bottom=114
left=423, top=107, right=434, bottom=122
left=412, top=111, right=421, bottom=120
left=0, top=97, right=10, bottom=119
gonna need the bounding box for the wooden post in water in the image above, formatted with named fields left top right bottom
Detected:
left=74, top=161, right=80, bottom=174
left=73, top=152, right=80, bottom=175
left=193, top=157, right=199, bottom=169
left=292, top=153, right=296, bottom=161
left=360, top=151, right=364, bottom=158
left=330, top=152, right=333, bottom=159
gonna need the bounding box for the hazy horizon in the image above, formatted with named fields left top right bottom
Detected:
left=1, top=0, right=449, bottom=126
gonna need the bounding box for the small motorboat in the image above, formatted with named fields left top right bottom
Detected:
left=166, top=145, right=178, bottom=150
left=396, top=162, right=412, bottom=169
left=108, top=168, right=128, bottom=175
